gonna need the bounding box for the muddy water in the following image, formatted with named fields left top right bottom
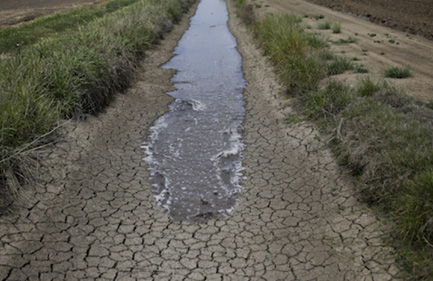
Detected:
left=143, top=0, right=245, bottom=222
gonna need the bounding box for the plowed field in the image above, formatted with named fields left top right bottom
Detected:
left=306, top=0, right=433, bottom=40
left=259, top=0, right=433, bottom=102
left=2, top=0, right=432, bottom=41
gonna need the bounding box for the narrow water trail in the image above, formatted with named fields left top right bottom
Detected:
left=144, top=0, right=245, bottom=222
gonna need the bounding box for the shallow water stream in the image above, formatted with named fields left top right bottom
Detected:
left=143, top=0, right=245, bottom=222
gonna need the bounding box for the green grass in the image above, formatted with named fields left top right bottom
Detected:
left=333, top=36, right=357, bottom=45
left=354, top=64, right=368, bottom=73
left=318, top=49, right=335, bottom=61
left=356, top=77, right=383, bottom=96
left=253, top=14, right=324, bottom=95
left=317, top=21, right=331, bottom=30
left=326, top=56, right=354, bottom=75
left=0, top=0, right=194, bottom=207
left=285, top=115, right=303, bottom=124
left=235, top=1, right=433, bottom=278
left=304, top=81, right=353, bottom=120
left=235, top=0, right=255, bottom=25
left=331, top=22, right=341, bottom=33
left=0, top=0, right=142, bottom=54
left=384, top=66, right=412, bottom=79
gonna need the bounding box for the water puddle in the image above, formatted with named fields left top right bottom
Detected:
left=143, top=0, right=245, bottom=222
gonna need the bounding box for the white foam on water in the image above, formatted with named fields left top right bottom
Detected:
left=227, top=129, right=245, bottom=192
left=169, top=98, right=206, bottom=112
left=141, top=115, right=169, bottom=163
left=142, top=114, right=177, bottom=215
left=210, top=126, right=245, bottom=201
left=190, top=99, right=206, bottom=111
left=155, top=175, right=173, bottom=213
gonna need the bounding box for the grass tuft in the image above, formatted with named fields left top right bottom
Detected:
left=304, top=81, right=352, bottom=120
left=331, top=22, right=341, bottom=33
left=318, top=49, right=335, bottom=61
left=326, top=56, right=354, bottom=75
left=356, top=77, right=383, bottom=97
left=384, top=66, right=412, bottom=79
left=235, top=0, right=255, bottom=25
left=317, top=21, right=331, bottom=30
left=333, top=36, right=357, bottom=45
left=354, top=64, right=368, bottom=73
left=398, top=170, right=433, bottom=243
left=254, top=14, right=324, bottom=95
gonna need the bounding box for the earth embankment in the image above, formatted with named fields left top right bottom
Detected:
left=260, top=0, right=433, bottom=102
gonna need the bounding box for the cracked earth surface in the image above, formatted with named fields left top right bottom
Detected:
left=0, top=1, right=402, bottom=280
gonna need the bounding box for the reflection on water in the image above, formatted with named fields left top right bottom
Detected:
left=143, top=0, right=245, bottom=222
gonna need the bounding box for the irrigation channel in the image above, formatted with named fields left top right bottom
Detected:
left=0, top=0, right=403, bottom=278
left=143, top=0, right=246, bottom=222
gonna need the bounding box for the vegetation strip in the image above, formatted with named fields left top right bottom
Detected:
left=0, top=0, right=142, bottom=54
left=0, top=0, right=195, bottom=208
left=235, top=0, right=433, bottom=278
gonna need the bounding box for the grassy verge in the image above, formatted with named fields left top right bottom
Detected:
left=0, top=0, right=142, bottom=54
left=235, top=0, right=433, bottom=278
left=0, top=0, right=195, bottom=209
left=384, top=65, right=412, bottom=78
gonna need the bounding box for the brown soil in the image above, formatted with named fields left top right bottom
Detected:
left=258, top=0, right=433, bottom=102
left=306, top=0, right=433, bottom=41
left=0, top=0, right=105, bottom=28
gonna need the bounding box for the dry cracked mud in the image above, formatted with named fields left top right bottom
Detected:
left=0, top=1, right=403, bottom=280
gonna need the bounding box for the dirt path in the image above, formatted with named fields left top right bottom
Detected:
left=306, top=0, right=433, bottom=41
left=0, top=0, right=403, bottom=280
left=259, top=0, right=433, bottom=102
